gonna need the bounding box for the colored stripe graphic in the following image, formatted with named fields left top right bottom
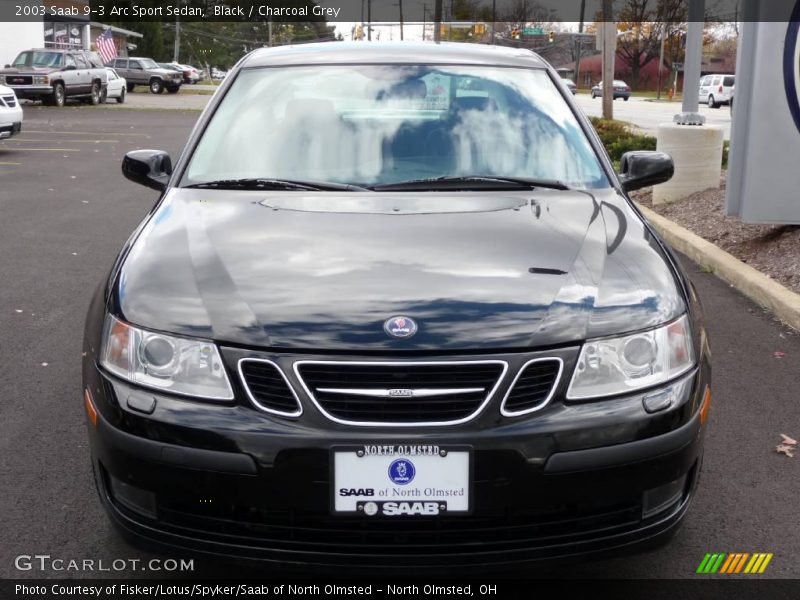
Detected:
left=698, top=553, right=773, bottom=574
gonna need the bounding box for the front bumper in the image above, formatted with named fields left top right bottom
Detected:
left=0, top=121, right=22, bottom=139
left=9, top=85, right=53, bottom=100
left=84, top=344, right=709, bottom=569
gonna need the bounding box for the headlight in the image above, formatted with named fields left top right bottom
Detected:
left=567, top=315, right=695, bottom=400
left=33, top=75, right=49, bottom=85
left=100, top=315, right=233, bottom=400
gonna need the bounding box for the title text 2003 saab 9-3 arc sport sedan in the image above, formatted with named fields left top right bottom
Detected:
left=82, top=42, right=711, bottom=570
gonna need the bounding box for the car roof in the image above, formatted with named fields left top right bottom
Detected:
left=242, top=42, right=548, bottom=69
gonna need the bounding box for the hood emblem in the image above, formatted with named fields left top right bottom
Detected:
left=384, top=316, right=418, bottom=339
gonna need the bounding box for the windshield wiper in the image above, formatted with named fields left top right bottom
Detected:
left=369, top=176, right=571, bottom=192
left=184, top=178, right=368, bottom=191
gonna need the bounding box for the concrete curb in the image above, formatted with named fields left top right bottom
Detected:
left=637, top=203, right=800, bottom=331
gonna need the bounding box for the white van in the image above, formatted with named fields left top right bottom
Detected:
left=699, top=74, right=735, bottom=108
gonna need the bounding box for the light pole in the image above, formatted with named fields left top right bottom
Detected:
left=399, top=0, right=404, bottom=41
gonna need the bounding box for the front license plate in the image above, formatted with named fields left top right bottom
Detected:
left=332, top=444, right=471, bottom=516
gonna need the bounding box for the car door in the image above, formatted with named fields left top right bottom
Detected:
left=73, top=53, right=92, bottom=94
left=113, top=59, right=128, bottom=80
left=61, top=53, right=81, bottom=95
left=128, top=59, right=145, bottom=84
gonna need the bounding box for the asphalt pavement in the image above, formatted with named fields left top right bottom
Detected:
left=0, top=106, right=796, bottom=580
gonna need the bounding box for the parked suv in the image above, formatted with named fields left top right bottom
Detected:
left=107, top=57, right=182, bottom=94
left=84, top=42, right=711, bottom=570
left=0, top=48, right=108, bottom=106
left=699, top=74, right=734, bottom=108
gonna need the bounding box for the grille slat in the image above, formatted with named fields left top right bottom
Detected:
left=501, top=359, right=562, bottom=415
left=296, top=361, right=506, bottom=425
left=240, top=360, right=302, bottom=416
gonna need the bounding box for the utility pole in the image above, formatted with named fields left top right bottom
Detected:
left=601, top=0, right=615, bottom=120
left=434, top=0, right=442, bottom=42
left=491, top=0, right=496, bottom=44
left=575, top=0, right=586, bottom=89
left=422, top=5, right=427, bottom=41
left=367, top=0, right=372, bottom=41
left=657, top=24, right=666, bottom=99
left=174, top=16, right=180, bottom=62
left=399, top=0, right=404, bottom=40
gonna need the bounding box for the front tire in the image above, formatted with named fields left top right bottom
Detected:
left=707, top=95, right=716, bottom=109
left=149, top=79, right=164, bottom=94
left=591, top=91, right=597, bottom=98
left=126, top=82, right=135, bottom=93
left=89, top=82, right=101, bottom=105
left=117, top=88, right=126, bottom=104
left=166, top=86, right=180, bottom=94
left=624, top=96, right=629, bottom=101
left=52, top=82, right=65, bottom=107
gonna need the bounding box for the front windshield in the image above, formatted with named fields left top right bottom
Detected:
left=139, top=59, right=159, bottom=69
left=184, top=64, right=608, bottom=189
left=13, top=51, right=63, bottom=68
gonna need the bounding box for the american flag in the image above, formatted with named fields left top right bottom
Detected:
left=96, top=28, right=117, bottom=65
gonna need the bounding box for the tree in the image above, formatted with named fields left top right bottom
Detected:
left=614, top=0, right=687, bottom=90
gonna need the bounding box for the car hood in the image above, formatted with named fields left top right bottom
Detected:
left=115, top=189, right=685, bottom=350
left=0, top=66, right=60, bottom=75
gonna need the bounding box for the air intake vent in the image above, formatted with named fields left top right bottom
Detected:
left=239, top=359, right=302, bottom=417
left=501, top=359, right=563, bottom=416
left=294, top=361, right=507, bottom=426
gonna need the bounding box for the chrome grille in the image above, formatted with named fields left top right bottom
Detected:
left=501, top=358, right=563, bottom=416
left=239, top=359, right=302, bottom=417
left=294, top=360, right=507, bottom=426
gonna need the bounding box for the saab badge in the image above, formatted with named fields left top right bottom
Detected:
left=384, top=316, right=418, bottom=339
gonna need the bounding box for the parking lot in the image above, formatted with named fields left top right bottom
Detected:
left=0, top=106, right=798, bottom=579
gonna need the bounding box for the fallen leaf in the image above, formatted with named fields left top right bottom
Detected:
left=780, top=433, right=798, bottom=445
left=776, top=444, right=795, bottom=458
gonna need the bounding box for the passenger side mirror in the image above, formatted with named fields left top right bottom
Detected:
left=122, top=150, right=173, bottom=192
left=618, top=151, right=674, bottom=193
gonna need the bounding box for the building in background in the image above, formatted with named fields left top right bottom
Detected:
left=0, top=2, right=141, bottom=66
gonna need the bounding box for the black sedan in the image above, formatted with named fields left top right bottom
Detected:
left=83, top=42, right=711, bottom=570
left=592, top=80, right=632, bottom=100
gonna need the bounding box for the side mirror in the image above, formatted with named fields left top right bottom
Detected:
left=4, top=64, right=10, bottom=69
left=618, top=151, right=674, bottom=193
left=122, top=150, right=173, bottom=192
left=64, top=64, right=76, bottom=71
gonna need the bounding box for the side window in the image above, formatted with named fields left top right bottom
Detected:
left=699, top=76, right=709, bottom=86
left=114, top=59, right=127, bottom=69
left=64, top=54, right=76, bottom=68
left=130, top=61, right=143, bottom=70
left=74, top=55, right=89, bottom=69
left=723, top=76, right=735, bottom=87
left=711, top=76, right=721, bottom=86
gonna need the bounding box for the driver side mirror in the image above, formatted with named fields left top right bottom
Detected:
left=64, top=64, right=76, bottom=71
left=122, top=150, right=173, bottom=192
left=618, top=151, right=674, bottom=193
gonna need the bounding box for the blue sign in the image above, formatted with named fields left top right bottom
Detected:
left=388, top=458, right=416, bottom=485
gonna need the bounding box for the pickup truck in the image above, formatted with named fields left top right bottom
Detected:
left=0, top=48, right=108, bottom=107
